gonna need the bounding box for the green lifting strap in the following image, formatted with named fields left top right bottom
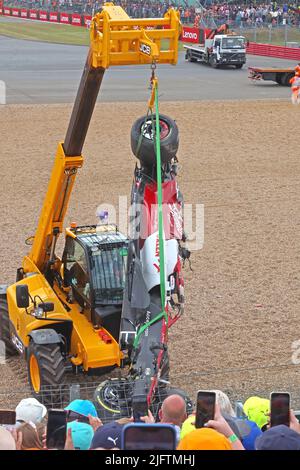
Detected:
left=133, top=82, right=168, bottom=350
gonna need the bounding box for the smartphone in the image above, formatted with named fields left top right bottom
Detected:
left=133, top=401, right=148, bottom=423
left=0, top=410, right=16, bottom=425
left=66, top=410, right=90, bottom=425
left=122, top=423, right=176, bottom=450
left=46, top=409, right=67, bottom=450
left=195, top=390, right=216, bottom=429
left=294, top=411, right=300, bottom=423
left=270, top=392, right=290, bottom=427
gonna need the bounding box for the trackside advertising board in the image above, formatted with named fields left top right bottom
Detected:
left=60, top=12, right=70, bottom=24
left=39, top=11, right=48, bottom=21
left=49, top=11, right=59, bottom=22
left=71, top=14, right=82, bottom=26
left=181, top=26, right=200, bottom=44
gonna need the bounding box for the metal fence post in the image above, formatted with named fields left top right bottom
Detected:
left=69, top=384, right=81, bottom=403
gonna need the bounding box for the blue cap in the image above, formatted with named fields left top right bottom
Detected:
left=67, top=421, right=94, bottom=450
left=256, top=425, right=300, bottom=450
left=222, top=414, right=262, bottom=451
left=240, top=420, right=262, bottom=450
left=65, top=399, right=98, bottom=418
left=90, top=422, right=123, bottom=449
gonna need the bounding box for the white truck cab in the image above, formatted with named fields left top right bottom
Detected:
left=184, top=34, right=246, bottom=69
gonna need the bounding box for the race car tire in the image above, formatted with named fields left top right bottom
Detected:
left=131, top=114, right=179, bottom=167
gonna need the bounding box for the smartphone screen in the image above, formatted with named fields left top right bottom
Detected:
left=133, top=401, right=148, bottom=423
left=66, top=410, right=90, bottom=425
left=0, top=410, right=16, bottom=425
left=46, top=409, right=67, bottom=450
left=270, top=392, right=290, bottom=427
left=195, top=391, right=216, bottom=429
left=122, top=423, right=176, bottom=450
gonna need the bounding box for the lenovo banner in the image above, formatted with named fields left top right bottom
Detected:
left=181, top=26, right=199, bottom=44
left=60, top=12, right=70, bottom=24
left=39, top=11, right=48, bottom=21
left=71, top=14, right=82, bottom=26
left=20, top=9, right=28, bottom=18
left=3, top=8, right=11, bottom=15
left=49, top=11, right=58, bottom=22
left=29, top=9, right=38, bottom=20
left=0, top=0, right=3, bottom=15
left=83, top=15, right=92, bottom=28
left=12, top=8, right=20, bottom=17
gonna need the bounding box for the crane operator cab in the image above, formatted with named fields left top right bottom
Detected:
left=62, top=224, right=128, bottom=341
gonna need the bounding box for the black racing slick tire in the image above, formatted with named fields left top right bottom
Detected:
left=154, top=386, right=194, bottom=419
left=235, top=64, right=243, bottom=69
left=0, top=298, right=18, bottom=358
left=27, top=341, right=66, bottom=406
left=164, top=387, right=194, bottom=415
left=131, top=114, right=179, bottom=167
left=94, top=378, right=132, bottom=422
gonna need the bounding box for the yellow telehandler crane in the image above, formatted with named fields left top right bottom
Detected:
left=0, top=4, right=181, bottom=404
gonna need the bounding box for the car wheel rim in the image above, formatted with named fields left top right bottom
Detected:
left=141, top=119, right=170, bottom=140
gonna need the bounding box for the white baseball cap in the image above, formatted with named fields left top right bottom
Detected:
left=15, top=398, right=47, bottom=424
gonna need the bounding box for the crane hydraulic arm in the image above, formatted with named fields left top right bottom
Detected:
left=24, top=4, right=180, bottom=276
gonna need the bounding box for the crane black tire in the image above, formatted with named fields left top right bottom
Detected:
left=0, top=298, right=18, bottom=357
left=27, top=341, right=66, bottom=407
left=131, top=114, right=179, bottom=167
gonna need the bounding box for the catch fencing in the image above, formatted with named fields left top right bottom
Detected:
left=1, top=360, right=300, bottom=423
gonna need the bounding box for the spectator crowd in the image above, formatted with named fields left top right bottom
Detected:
left=1, top=390, right=300, bottom=450
left=3, top=0, right=300, bottom=27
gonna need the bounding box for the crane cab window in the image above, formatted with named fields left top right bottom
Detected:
left=89, top=245, right=127, bottom=304
left=63, top=238, right=90, bottom=304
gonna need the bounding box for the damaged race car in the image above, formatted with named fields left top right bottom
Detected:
left=94, top=114, right=193, bottom=420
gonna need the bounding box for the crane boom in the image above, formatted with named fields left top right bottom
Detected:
left=24, top=4, right=181, bottom=274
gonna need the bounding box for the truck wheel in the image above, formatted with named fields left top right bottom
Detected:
left=235, top=64, right=243, bottom=69
left=0, top=299, right=18, bottom=357
left=281, top=72, right=294, bottom=87
left=209, top=56, right=218, bottom=68
left=186, top=51, right=196, bottom=63
left=131, top=114, right=179, bottom=167
left=27, top=341, right=66, bottom=406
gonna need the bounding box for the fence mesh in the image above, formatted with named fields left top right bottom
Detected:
left=1, top=361, right=300, bottom=421
left=0, top=378, right=190, bottom=423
